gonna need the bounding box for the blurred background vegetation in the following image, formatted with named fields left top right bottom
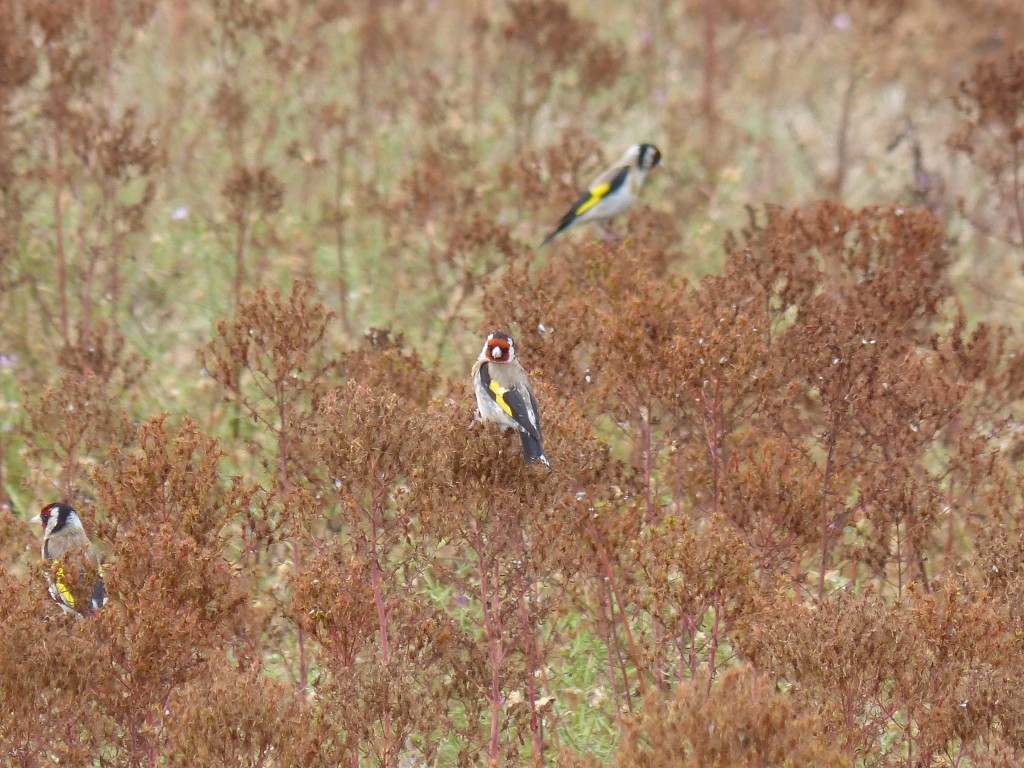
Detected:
left=1, top=0, right=1021, bottom=432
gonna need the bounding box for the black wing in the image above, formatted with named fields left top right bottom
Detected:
left=501, top=386, right=543, bottom=444
left=519, top=387, right=548, bottom=465
left=91, top=573, right=106, bottom=611
left=527, top=388, right=543, bottom=442
left=538, top=165, right=630, bottom=248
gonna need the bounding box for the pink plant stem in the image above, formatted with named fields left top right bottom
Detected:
left=642, top=413, right=667, bottom=691
left=894, top=514, right=904, bottom=600
left=1012, top=141, right=1024, bottom=254
left=642, top=413, right=653, bottom=522
left=702, top=381, right=722, bottom=517
left=672, top=447, right=684, bottom=519
left=652, top=619, right=665, bottom=690
left=62, top=451, right=74, bottom=505
left=52, top=108, right=69, bottom=346
left=291, top=540, right=308, bottom=696
left=685, top=612, right=698, bottom=677
left=517, top=586, right=543, bottom=764
left=818, top=416, right=839, bottom=602
left=82, top=244, right=98, bottom=335
left=587, top=521, right=648, bottom=698
left=906, top=710, right=913, bottom=768
left=371, top=502, right=391, bottom=662
left=233, top=207, right=248, bottom=312
left=833, top=66, right=859, bottom=198
left=701, top=0, right=718, bottom=163
left=704, top=591, right=721, bottom=700
left=371, top=499, right=393, bottom=767
left=475, top=536, right=504, bottom=763
left=944, top=431, right=958, bottom=568
left=488, top=566, right=504, bottom=762
left=277, top=385, right=308, bottom=699
left=675, top=632, right=686, bottom=684
left=585, top=525, right=625, bottom=710
left=598, top=582, right=624, bottom=715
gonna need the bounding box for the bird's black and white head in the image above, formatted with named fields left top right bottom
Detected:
left=39, top=502, right=83, bottom=540
left=636, top=143, right=662, bottom=172
left=480, top=331, right=516, bottom=364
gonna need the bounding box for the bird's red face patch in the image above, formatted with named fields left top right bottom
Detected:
left=485, top=333, right=514, bottom=363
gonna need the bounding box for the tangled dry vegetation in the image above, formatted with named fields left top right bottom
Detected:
left=2, top=1, right=1024, bottom=767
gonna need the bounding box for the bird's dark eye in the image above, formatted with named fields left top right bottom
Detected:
left=639, top=145, right=661, bottom=169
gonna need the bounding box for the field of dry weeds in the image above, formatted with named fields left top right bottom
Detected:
left=2, top=2, right=1024, bottom=766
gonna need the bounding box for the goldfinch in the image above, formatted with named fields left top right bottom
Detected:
left=472, top=332, right=550, bottom=466
left=539, top=143, right=662, bottom=248
left=39, top=502, right=106, bottom=616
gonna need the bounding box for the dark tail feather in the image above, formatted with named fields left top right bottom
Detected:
left=519, top=431, right=550, bottom=467
left=538, top=210, right=577, bottom=249
left=91, top=577, right=106, bottom=611
left=538, top=228, right=561, bottom=249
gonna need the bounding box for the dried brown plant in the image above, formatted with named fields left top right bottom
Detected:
left=952, top=48, right=1024, bottom=265
left=2, top=3, right=1024, bottom=767
left=561, top=664, right=846, bottom=768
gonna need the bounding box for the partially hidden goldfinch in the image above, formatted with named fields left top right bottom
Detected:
left=39, top=502, right=106, bottom=616
left=539, top=143, right=662, bottom=248
left=472, top=331, right=550, bottom=466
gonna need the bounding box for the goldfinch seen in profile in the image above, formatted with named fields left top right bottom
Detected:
left=472, top=332, right=550, bottom=466
left=39, top=502, right=106, bottom=616
left=539, top=143, right=662, bottom=248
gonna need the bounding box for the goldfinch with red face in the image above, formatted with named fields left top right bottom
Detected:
left=472, top=332, right=550, bottom=466
left=39, top=502, right=106, bottom=616
left=539, top=143, right=662, bottom=248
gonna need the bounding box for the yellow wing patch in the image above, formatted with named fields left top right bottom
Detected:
left=54, top=564, right=76, bottom=608
left=575, top=181, right=611, bottom=215
left=488, top=379, right=514, bottom=418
